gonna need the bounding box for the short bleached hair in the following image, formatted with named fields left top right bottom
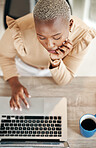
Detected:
left=33, top=0, right=71, bottom=21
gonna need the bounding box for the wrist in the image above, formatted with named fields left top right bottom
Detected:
left=50, top=59, right=61, bottom=68
left=7, top=76, right=20, bottom=88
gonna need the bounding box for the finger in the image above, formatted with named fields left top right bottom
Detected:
left=12, top=99, right=18, bottom=110
left=66, top=39, right=73, bottom=45
left=63, top=39, right=72, bottom=45
left=50, top=53, right=60, bottom=60
left=10, top=98, right=13, bottom=110
left=58, top=46, right=67, bottom=52
left=56, top=49, right=64, bottom=55
left=23, top=87, right=31, bottom=98
left=62, top=43, right=73, bottom=50
left=14, top=95, right=22, bottom=111
left=56, top=49, right=65, bottom=58
left=10, top=98, right=17, bottom=110
left=19, top=93, right=29, bottom=108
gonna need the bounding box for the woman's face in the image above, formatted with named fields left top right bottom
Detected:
left=34, top=17, right=70, bottom=54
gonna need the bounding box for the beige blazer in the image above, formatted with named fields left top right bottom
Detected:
left=0, top=13, right=96, bottom=84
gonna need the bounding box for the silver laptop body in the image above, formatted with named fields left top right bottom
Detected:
left=0, top=96, right=69, bottom=147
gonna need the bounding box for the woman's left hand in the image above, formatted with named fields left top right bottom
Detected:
left=50, top=39, right=73, bottom=61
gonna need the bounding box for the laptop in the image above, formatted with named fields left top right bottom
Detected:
left=0, top=96, right=69, bottom=147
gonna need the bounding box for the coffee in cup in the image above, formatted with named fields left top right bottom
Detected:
left=79, top=114, right=96, bottom=138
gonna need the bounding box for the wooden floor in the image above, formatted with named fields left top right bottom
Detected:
left=0, top=76, right=96, bottom=148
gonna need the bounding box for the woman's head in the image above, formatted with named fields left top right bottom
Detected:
left=33, top=0, right=73, bottom=53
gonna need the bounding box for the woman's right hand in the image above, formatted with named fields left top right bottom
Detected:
left=8, top=77, right=30, bottom=111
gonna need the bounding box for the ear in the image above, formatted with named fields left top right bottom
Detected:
left=69, top=19, right=74, bottom=32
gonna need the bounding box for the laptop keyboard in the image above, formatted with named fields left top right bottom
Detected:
left=0, top=115, right=62, bottom=137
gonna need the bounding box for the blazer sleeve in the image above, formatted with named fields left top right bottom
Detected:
left=49, top=29, right=96, bottom=85
left=0, top=28, right=19, bottom=81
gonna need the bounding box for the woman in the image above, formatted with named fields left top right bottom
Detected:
left=0, top=0, right=96, bottom=110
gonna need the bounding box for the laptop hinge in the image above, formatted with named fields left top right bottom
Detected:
left=0, top=139, right=70, bottom=147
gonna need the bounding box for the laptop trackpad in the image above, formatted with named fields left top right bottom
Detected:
left=0, top=97, right=44, bottom=114
left=20, top=98, right=44, bottom=114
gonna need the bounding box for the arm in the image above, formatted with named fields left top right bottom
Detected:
left=49, top=58, right=74, bottom=85
left=8, top=76, right=30, bottom=110
left=0, top=29, right=30, bottom=110
left=49, top=39, right=74, bottom=85
left=49, top=29, right=96, bottom=85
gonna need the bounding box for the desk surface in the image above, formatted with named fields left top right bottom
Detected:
left=0, top=76, right=96, bottom=148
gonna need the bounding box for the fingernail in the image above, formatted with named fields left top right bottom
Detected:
left=11, top=108, right=13, bottom=110
left=15, top=107, right=18, bottom=110
left=27, top=104, right=29, bottom=109
left=28, top=95, right=31, bottom=98
left=20, top=108, right=22, bottom=111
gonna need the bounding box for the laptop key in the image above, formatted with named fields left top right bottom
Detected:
left=44, top=127, right=47, bottom=130
left=57, top=120, right=61, bottom=123
left=53, top=120, right=56, bottom=123
left=25, top=116, right=44, bottom=119
left=29, top=131, right=32, bottom=134
left=54, top=116, right=57, bottom=120
left=45, top=120, right=48, bottom=123
left=0, top=134, right=4, bottom=136
left=52, top=127, right=55, bottom=130
left=21, top=131, right=24, bottom=134
left=7, top=116, right=10, bottom=119
left=47, top=124, right=50, bottom=127
left=58, top=116, right=61, bottom=120
left=58, top=131, right=62, bottom=134
left=37, top=120, right=40, bottom=123
left=55, top=124, right=61, bottom=127
left=48, top=127, right=51, bottom=130
left=12, top=120, right=15, bottom=123
left=50, top=131, right=53, bottom=134
left=25, top=131, right=28, bottom=134
left=0, top=131, right=7, bottom=134
left=26, top=123, right=29, bottom=126
left=33, top=131, right=36, bottom=134
left=8, top=131, right=11, bottom=134
left=49, top=120, right=52, bottom=123
left=41, top=131, right=45, bottom=134
left=20, top=116, right=23, bottom=119
left=46, top=131, right=49, bottom=134
left=1, top=127, right=5, bottom=130
left=15, top=127, right=18, bottom=130
left=16, top=120, right=19, bottom=123
left=1, top=120, right=11, bottom=123
left=58, top=135, right=62, bottom=137
left=50, top=116, right=53, bottom=119
left=56, top=128, right=61, bottom=130
left=35, top=127, right=38, bottom=130
left=37, top=131, right=40, bottom=134
left=54, top=131, right=57, bottom=134
left=31, top=127, right=34, bottom=130
left=45, top=116, right=49, bottom=120
left=27, top=127, right=30, bottom=130
left=19, top=127, right=22, bottom=130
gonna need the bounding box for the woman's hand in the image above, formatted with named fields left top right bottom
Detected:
left=8, top=77, right=30, bottom=111
left=50, top=39, right=73, bottom=61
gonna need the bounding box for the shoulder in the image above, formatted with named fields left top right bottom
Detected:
left=5, top=13, right=35, bottom=56
left=69, top=15, right=96, bottom=54
left=71, top=15, right=90, bottom=30
left=6, top=13, right=35, bottom=31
